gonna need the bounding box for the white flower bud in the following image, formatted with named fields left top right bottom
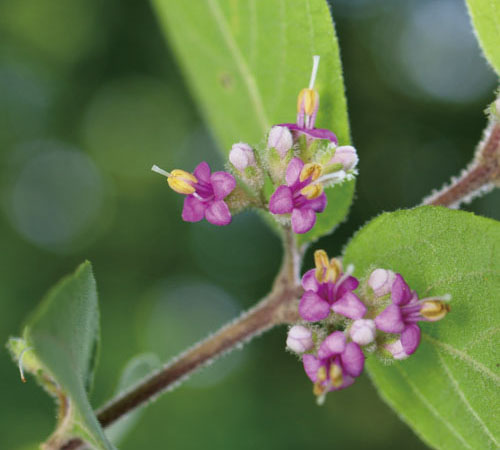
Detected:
left=268, top=126, right=293, bottom=158
left=349, top=319, right=376, bottom=345
left=229, top=143, right=255, bottom=171
left=329, top=145, right=358, bottom=171
left=368, top=268, right=396, bottom=297
left=286, top=325, right=314, bottom=354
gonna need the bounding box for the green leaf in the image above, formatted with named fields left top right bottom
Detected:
left=343, top=207, right=500, bottom=450
left=153, top=0, right=354, bottom=241
left=7, top=262, right=113, bottom=450
left=105, top=354, right=161, bottom=446
left=465, top=0, right=500, bottom=75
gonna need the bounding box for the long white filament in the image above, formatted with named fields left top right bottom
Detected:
left=308, top=55, right=321, bottom=90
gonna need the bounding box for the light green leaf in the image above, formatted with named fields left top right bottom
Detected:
left=343, top=207, right=500, bottom=450
left=7, top=262, right=113, bottom=450
left=105, top=354, right=161, bottom=446
left=153, top=0, right=354, bottom=241
left=465, top=0, right=500, bottom=75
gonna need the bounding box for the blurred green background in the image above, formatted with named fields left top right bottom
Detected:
left=0, top=0, right=498, bottom=449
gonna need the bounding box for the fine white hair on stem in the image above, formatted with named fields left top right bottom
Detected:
left=309, top=55, right=320, bottom=90
left=151, top=164, right=171, bottom=178
left=18, top=346, right=33, bottom=383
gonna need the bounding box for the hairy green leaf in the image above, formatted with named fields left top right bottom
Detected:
left=7, top=262, right=112, bottom=450
left=343, top=207, right=500, bottom=450
left=153, top=0, right=354, bottom=241
left=466, top=0, right=500, bottom=75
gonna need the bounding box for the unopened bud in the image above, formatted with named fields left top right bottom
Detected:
left=329, top=146, right=358, bottom=171
left=349, top=319, right=376, bottom=345
left=384, top=340, right=409, bottom=360
left=229, top=142, right=255, bottom=171
left=286, top=325, right=314, bottom=354
left=368, top=268, right=396, bottom=297
left=268, top=126, right=293, bottom=158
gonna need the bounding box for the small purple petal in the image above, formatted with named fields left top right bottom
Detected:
left=299, top=290, right=330, bottom=322
left=401, top=324, right=421, bottom=355
left=182, top=196, right=207, bottom=222
left=340, top=342, right=365, bottom=377
left=278, top=123, right=338, bottom=144
left=318, top=331, right=346, bottom=359
left=336, top=276, right=360, bottom=299
left=301, top=269, right=320, bottom=292
left=211, top=171, right=236, bottom=200
left=303, top=354, right=321, bottom=382
left=375, top=304, right=405, bottom=333
left=205, top=200, right=231, bottom=226
left=338, top=375, right=355, bottom=390
left=307, top=191, right=327, bottom=213
left=193, top=161, right=211, bottom=183
left=331, top=292, right=367, bottom=320
left=286, top=157, right=304, bottom=186
left=291, top=208, right=316, bottom=234
left=391, top=274, right=412, bottom=305
left=269, top=185, right=293, bottom=214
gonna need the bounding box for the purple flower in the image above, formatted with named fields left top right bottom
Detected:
left=298, top=250, right=366, bottom=321
left=375, top=273, right=451, bottom=356
left=303, top=331, right=365, bottom=396
left=181, top=162, right=236, bottom=226
left=268, top=157, right=327, bottom=234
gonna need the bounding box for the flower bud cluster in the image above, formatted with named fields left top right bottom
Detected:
left=286, top=250, right=451, bottom=402
left=152, top=55, right=359, bottom=236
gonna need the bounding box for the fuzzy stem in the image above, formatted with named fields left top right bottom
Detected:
left=58, top=228, right=302, bottom=449
left=423, top=119, right=500, bottom=208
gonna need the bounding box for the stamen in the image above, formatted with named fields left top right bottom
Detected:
left=300, top=163, right=322, bottom=182
left=420, top=300, right=451, bottom=321
left=309, top=55, right=321, bottom=90
left=300, top=184, right=323, bottom=199
left=329, top=363, right=343, bottom=388
left=151, top=164, right=171, bottom=178
left=18, top=346, right=33, bottom=383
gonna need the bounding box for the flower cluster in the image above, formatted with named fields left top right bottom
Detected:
left=287, top=250, right=451, bottom=403
left=152, top=56, right=358, bottom=234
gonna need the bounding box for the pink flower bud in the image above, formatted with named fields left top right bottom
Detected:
left=368, top=268, right=396, bottom=297
left=349, top=319, right=376, bottom=345
left=384, top=340, right=410, bottom=360
left=329, top=146, right=358, bottom=171
left=268, top=126, right=293, bottom=158
left=229, top=143, right=255, bottom=171
left=286, top=325, right=314, bottom=354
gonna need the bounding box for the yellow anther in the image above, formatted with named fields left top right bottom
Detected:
left=420, top=300, right=451, bottom=321
left=329, top=364, right=343, bottom=388
left=300, top=163, right=322, bottom=182
left=313, top=381, right=326, bottom=396
left=314, top=250, right=341, bottom=283
left=167, top=169, right=197, bottom=195
left=297, top=88, right=319, bottom=116
left=300, top=184, right=323, bottom=200
left=316, top=366, right=327, bottom=383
